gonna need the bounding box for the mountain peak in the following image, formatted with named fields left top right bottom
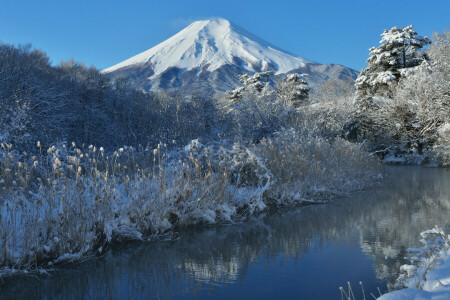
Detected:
left=103, top=18, right=311, bottom=76
left=182, top=17, right=231, bottom=33
left=191, top=17, right=231, bottom=25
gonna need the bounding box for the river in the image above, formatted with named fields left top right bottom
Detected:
left=1, top=166, right=449, bottom=299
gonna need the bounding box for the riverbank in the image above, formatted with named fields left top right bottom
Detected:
left=0, top=132, right=382, bottom=277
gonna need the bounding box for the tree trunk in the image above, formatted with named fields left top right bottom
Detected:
left=402, top=46, right=406, bottom=68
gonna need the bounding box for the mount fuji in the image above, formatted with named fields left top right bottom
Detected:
left=103, top=18, right=357, bottom=95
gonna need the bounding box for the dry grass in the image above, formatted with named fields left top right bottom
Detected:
left=255, top=130, right=383, bottom=203
left=0, top=132, right=382, bottom=276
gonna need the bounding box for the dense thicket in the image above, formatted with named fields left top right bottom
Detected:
left=0, top=43, right=217, bottom=151
left=0, top=42, right=370, bottom=154
left=347, top=28, right=449, bottom=165
left=0, top=45, right=351, bottom=151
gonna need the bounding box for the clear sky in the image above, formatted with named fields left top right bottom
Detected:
left=1, top=0, right=448, bottom=71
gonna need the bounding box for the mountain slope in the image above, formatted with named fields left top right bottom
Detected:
left=103, top=18, right=358, bottom=94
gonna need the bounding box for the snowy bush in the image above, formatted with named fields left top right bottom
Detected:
left=387, top=226, right=450, bottom=298
left=435, top=123, right=450, bottom=166
left=220, top=72, right=292, bottom=141
left=306, top=79, right=356, bottom=138
left=254, top=130, right=382, bottom=204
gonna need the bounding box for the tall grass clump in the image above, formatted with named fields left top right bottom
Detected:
left=0, top=132, right=382, bottom=276
left=255, top=130, right=382, bottom=204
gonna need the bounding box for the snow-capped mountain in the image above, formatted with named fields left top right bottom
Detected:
left=104, top=18, right=311, bottom=76
left=103, top=18, right=357, bottom=94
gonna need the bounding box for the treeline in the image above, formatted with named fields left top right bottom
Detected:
left=0, top=43, right=216, bottom=151
left=0, top=41, right=354, bottom=154
left=1, top=26, right=448, bottom=166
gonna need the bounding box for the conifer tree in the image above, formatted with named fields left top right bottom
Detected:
left=346, top=25, right=431, bottom=147
left=228, top=71, right=272, bottom=102
left=277, top=73, right=310, bottom=107
left=356, top=25, right=431, bottom=98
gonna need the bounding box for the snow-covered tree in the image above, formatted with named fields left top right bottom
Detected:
left=356, top=25, right=431, bottom=98
left=228, top=71, right=272, bottom=102
left=221, top=71, right=292, bottom=140
left=277, top=73, right=310, bottom=107
left=346, top=28, right=449, bottom=165
left=0, top=42, right=221, bottom=152
left=391, top=31, right=450, bottom=164
left=346, top=26, right=431, bottom=151
left=305, top=79, right=355, bottom=138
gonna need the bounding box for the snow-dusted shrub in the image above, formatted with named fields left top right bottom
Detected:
left=220, top=74, right=292, bottom=141
left=306, top=79, right=356, bottom=138
left=254, top=130, right=382, bottom=204
left=394, top=226, right=450, bottom=292
left=435, top=123, right=450, bottom=166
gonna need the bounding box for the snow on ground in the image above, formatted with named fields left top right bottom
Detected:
left=379, top=227, right=450, bottom=300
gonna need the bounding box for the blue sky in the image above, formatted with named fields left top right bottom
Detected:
left=1, top=0, right=448, bottom=71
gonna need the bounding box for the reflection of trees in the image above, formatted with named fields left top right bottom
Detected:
left=357, top=166, right=450, bottom=283
left=1, top=166, right=449, bottom=299
left=0, top=205, right=356, bottom=299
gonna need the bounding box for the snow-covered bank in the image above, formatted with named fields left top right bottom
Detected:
left=0, top=131, right=382, bottom=277
left=379, top=227, right=450, bottom=300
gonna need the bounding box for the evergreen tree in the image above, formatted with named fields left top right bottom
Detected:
left=277, top=73, right=310, bottom=107
left=228, top=71, right=272, bottom=102
left=346, top=25, right=431, bottom=148
left=355, top=25, right=431, bottom=98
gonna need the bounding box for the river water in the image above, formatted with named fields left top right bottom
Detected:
left=1, top=166, right=449, bottom=299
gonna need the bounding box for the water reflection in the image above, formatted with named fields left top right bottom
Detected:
left=357, top=166, right=450, bottom=283
left=1, top=166, right=449, bottom=299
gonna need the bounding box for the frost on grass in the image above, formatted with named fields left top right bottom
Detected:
left=0, top=132, right=382, bottom=276
left=379, top=226, right=450, bottom=300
